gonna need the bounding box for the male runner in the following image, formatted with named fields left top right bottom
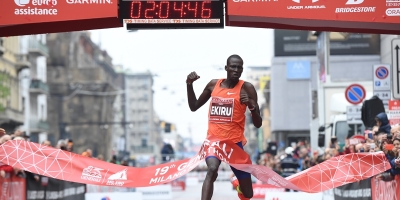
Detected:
left=186, top=54, right=262, bottom=200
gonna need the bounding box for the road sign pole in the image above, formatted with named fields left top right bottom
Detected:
left=392, top=39, right=400, bottom=99
left=396, top=45, right=399, bottom=95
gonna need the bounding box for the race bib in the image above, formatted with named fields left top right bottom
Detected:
left=209, top=97, right=234, bottom=123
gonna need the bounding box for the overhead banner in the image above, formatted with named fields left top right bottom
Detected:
left=0, top=138, right=391, bottom=193
left=226, top=0, right=400, bottom=34
left=0, top=0, right=120, bottom=36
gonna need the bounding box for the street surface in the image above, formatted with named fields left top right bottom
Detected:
left=172, top=181, right=264, bottom=200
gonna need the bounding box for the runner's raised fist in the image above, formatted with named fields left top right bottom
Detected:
left=187, top=71, right=200, bottom=84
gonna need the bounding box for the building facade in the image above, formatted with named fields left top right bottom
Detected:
left=19, top=35, right=50, bottom=143
left=124, top=71, right=162, bottom=164
left=270, top=30, right=381, bottom=149
left=0, top=37, right=24, bottom=134
left=46, top=32, right=118, bottom=159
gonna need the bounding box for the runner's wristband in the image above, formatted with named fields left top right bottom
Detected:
left=249, top=106, right=256, bottom=111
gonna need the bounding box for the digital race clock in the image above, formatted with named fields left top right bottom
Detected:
left=119, top=0, right=224, bottom=29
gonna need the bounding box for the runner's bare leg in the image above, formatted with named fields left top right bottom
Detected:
left=201, top=157, right=221, bottom=200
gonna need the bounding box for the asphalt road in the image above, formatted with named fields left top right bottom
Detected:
left=171, top=181, right=264, bottom=200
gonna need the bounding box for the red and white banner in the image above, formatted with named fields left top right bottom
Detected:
left=252, top=184, right=284, bottom=199
left=389, top=100, right=400, bottom=125
left=371, top=175, right=400, bottom=200
left=226, top=0, right=400, bottom=34
left=0, top=174, right=26, bottom=200
left=0, top=137, right=391, bottom=193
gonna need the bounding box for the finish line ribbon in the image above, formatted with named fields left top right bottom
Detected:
left=0, top=137, right=390, bottom=193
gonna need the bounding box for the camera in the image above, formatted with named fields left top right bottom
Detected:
left=388, top=134, right=393, bottom=140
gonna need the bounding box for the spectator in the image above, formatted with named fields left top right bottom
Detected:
left=66, top=139, right=74, bottom=152
left=97, top=154, right=104, bottom=161
left=110, top=155, right=118, bottom=164
left=280, top=147, right=299, bottom=178
left=0, top=135, right=11, bottom=144
left=0, top=128, right=5, bottom=137
left=376, top=112, right=391, bottom=134
left=56, top=139, right=67, bottom=150
left=86, top=149, right=93, bottom=158
left=42, top=140, right=52, bottom=147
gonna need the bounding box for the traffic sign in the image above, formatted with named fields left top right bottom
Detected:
left=373, top=64, right=391, bottom=91
left=376, top=66, right=389, bottom=79
left=392, top=39, right=400, bottom=99
left=346, top=106, right=362, bottom=124
left=345, top=84, right=366, bottom=105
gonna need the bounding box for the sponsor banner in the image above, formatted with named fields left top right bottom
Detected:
left=85, top=192, right=143, bottom=200
left=136, top=185, right=172, bottom=200
left=26, top=172, right=85, bottom=200
left=170, top=179, right=185, bottom=190
left=389, top=100, right=400, bottom=125
left=226, top=0, right=400, bottom=34
left=371, top=175, right=400, bottom=200
left=323, top=189, right=335, bottom=200
left=0, top=0, right=119, bottom=26
left=252, top=184, right=285, bottom=199
left=86, top=184, right=133, bottom=193
left=0, top=138, right=391, bottom=193
left=0, top=173, right=26, bottom=200
left=264, top=191, right=323, bottom=200
left=333, top=178, right=372, bottom=200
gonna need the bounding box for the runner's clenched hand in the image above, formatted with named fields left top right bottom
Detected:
left=187, top=71, right=200, bottom=84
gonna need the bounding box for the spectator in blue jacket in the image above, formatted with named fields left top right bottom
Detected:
left=376, top=112, right=391, bottom=135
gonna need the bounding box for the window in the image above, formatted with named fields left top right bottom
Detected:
left=41, top=105, right=44, bottom=120
left=335, top=121, right=365, bottom=144
left=22, top=97, right=25, bottom=112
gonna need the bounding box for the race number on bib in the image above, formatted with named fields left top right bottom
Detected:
left=209, top=97, right=234, bottom=123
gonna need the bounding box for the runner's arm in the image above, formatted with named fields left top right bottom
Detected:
left=187, top=79, right=217, bottom=112
left=244, top=82, right=262, bottom=128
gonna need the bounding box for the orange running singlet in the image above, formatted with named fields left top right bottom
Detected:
left=207, top=79, right=247, bottom=145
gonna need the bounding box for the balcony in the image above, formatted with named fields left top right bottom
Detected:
left=131, top=145, right=154, bottom=154
left=28, top=39, right=48, bottom=57
left=0, top=108, right=24, bottom=125
left=30, top=119, right=49, bottom=133
left=15, top=54, right=31, bottom=72
left=29, top=79, right=49, bottom=95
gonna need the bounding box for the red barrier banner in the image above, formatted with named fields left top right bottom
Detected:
left=252, top=184, right=284, bottom=199
left=0, top=137, right=391, bottom=193
left=371, top=175, right=400, bottom=200
left=0, top=173, right=26, bottom=200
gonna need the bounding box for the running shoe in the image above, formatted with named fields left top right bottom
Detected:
left=230, top=176, right=250, bottom=200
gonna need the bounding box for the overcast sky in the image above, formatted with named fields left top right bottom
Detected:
left=90, top=26, right=274, bottom=144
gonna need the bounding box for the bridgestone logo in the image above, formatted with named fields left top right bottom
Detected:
left=335, top=7, right=375, bottom=13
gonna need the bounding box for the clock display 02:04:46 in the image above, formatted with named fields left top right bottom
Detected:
left=130, top=1, right=214, bottom=19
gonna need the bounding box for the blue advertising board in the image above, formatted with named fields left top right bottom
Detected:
left=286, top=60, right=311, bottom=80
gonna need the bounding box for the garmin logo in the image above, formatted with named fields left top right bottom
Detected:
left=232, top=0, right=277, bottom=2
left=66, top=0, right=111, bottom=4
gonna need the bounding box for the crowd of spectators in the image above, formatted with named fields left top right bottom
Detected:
left=2, top=111, right=400, bottom=187
left=256, top=111, right=400, bottom=183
